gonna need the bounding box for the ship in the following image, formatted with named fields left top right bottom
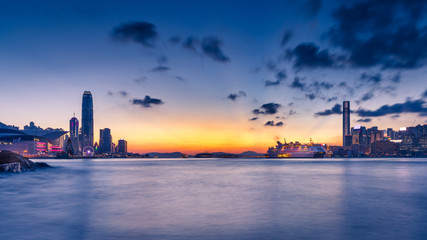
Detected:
left=266, top=138, right=327, bottom=158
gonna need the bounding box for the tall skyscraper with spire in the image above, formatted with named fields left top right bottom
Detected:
left=343, top=101, right=350, bottom=146
left=82, top=91, right=94, bottom=148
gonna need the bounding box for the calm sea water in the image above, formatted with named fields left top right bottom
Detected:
left=1, top=158, right=427, bottom=240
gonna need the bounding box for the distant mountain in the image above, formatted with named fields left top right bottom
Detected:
left=146, top=152, right=186, bottom=158
left=191, top=151, right=264, bottom=158
left=239, top=151, right=265, bottom=157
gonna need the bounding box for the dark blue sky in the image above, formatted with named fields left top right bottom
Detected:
left=1, top=0, right=426, bottom=152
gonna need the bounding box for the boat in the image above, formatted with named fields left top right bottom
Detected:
left=266, top=138, right=326, bottom=158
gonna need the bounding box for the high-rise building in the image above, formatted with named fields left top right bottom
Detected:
left=69, top=116, right=79, bottom=154
left=82, top=91, right=94, bottom=149
left=117, top=139, right=127, bottom=154
left=99, top=128, right=112, bottom=154
left=343, top=101, right=350, bottom=146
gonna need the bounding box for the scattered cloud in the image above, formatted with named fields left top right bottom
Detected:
left=356, top=118, right=372, bottom=123
left=304, top=0, right=322, bottom=18
left=360, top=73, right=382, bottom=84
left=290, top=77, right=306, bottom=90
left=170, top=35, right=181, bottom=44
left=134, top=76, right=147, bottom=83
left=157, top=55, right=168, bottom=64
left=182, top=36, right=199, bottom=52
left=108, top=91, right=128, bottom=97
left=111, top=21, right=157, bottom=47
left=357, top=99, right=427, bottom=117
left=280, top=30, right=292, bottom=47
left=327, top=96, right=337, bottom=102
left=150, top=66, right=170, bottom=72
left=131, top=96, right=164, bottom=108
left=287, top=43, right=336, bottom=69
left=227, top=91, right=247, bottom=101
left=201, top=37, right=230, bottom=63
left=315, top=103, right=342, bottom=116
left=119, top=91, right=128, bottom=97
left=265, top=121, right=284, bottom=127
left=249, top=117, right=258, bottom=121
left=253, top=102, right=281, bottom=115
left=360, top=92, right=374, bottom=102
left=265, top=69, right=287, bottom=87
left=327, top=1, right=427, bottom=69
left=422, top=89, right=427, bottom=98
left=174, top=76, right=185, bottom=81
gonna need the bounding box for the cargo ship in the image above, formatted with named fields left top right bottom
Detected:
left=266, top=139, right=326, bottom=158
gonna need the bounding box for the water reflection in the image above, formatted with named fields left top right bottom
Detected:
left=1, top=158, right=427, bottom=240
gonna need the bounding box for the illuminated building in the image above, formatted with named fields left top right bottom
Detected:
left=0, top=122, right=67, bottom=155
left=99, top=128, right=112, bottom=154
left=117, top=139, right=127, bottom=154
left=69, top=116, right=80, bottom=154
left=343, top=101, right=350, bottom=146
left=82, top=91, right=94, bottom=149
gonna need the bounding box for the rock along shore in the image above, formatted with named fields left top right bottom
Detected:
left=0, top=151, right=52, bottom=173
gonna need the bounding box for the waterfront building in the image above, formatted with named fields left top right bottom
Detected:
left=117, top=139, right=127, bottom=154
left=0, top=121, right=67, bottom=155
left=81, top=91, right=94, bottom=149
left=69, top=116, right=80, bottom=154
left=343, top=101, right=350, bottom=146
left=99, top=128, right=112, bottom=154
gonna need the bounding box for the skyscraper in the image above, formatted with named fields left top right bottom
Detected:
left=82, top=91, right=94, bottom=148
left=69, top=116, right=79, bottom=154
left=117, top=139, right=127, bottom=154
left=343, top=101, right=350, bottom=146
left=99, top=128, right=112, bottom=154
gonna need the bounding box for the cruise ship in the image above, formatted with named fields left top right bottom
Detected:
left=266, top=139, right=327, bottom=158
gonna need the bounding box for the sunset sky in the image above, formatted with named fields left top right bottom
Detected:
left=1, top=0, right=426, bottom=154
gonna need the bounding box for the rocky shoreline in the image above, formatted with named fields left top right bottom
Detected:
left=0, top=151, right=52, bottom=173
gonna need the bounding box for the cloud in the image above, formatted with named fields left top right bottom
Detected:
left=108, top=91, right=128, bottom=97
left=327, top=1, right=427, bottom=69
left=201, top=37, right=230, bottom=63
left=265, top=69, right=287, bottom=87
left=391, top=73, right=401, bottom=83
left=119, top=91, right=128, bottom=97
left=304, top=0, right=322, bottom=18
left=227, top=91, right=247, bottom=101
left=170, top=35, right=181, bottom=44
left=423, top=89, right=427, bottom=98
left=111, top=21, right=157, bottom=47
left=281, top=30, right=292, bottom=47
left=182, top=36, right=199, bottom=52
left=157, top=55, right=168, bottom=64
left=131, top=96, right=164, bottom=108
left=253, top=102, right=281, bottom=115
left=315, top=103, right=342, bottom=116
left=360, top=73, right=382, bottom=84
left=265, top=121, right=284, bottom=127
left=290, top=77, right=306, bottom=90
left=174, top=76, right=185, bottom=81
left=134, top=76, right=147, bottom=83
left=356, top=118, right=372, bottom=123
left=150, top=66, right=170, bottom=72
left=357, top=99, right=427, bottom=117
left=360, top=92, right=374, bottom=102
left=306, top=93, right=316, bottom=100
left=327, top=96, right=337, bottom=102
left=288, top=43, right=336, bottom=69
left=249, top=117, right=258, bottom=121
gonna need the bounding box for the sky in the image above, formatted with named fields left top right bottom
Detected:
left=0, top=0, right=426, bottom=154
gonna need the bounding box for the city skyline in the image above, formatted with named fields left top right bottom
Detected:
left=1, top=0, right=427, bottom=154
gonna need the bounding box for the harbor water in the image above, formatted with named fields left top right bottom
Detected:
left=1, top=158, right=427, bottom=240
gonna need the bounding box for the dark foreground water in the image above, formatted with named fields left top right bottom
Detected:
left=1, top=158, right=427, bottom=240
